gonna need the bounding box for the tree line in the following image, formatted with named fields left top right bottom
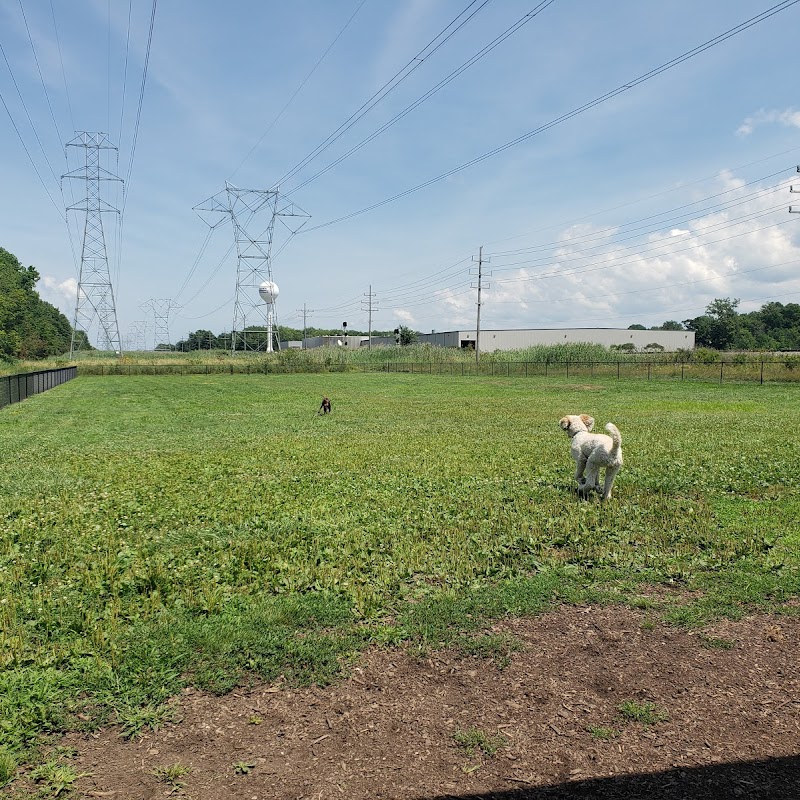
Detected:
left=0, top=247, right=84, bottom=360
left=629, top=298, right=800, bottom=351
left=172, top=325, right=418, bottom=351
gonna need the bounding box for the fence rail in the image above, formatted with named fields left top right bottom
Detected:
left=74, top=359, right=800, bottom=384
left=0, top=366, right=78, bottom=410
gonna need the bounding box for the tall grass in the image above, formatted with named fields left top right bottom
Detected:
left=0, top=373, right=798, bottom=768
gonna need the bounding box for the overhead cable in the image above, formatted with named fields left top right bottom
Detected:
left=272, top=0, right=493, bottom=190
left=229, top=0, right=371, bottom=181
left=303, top=0, right=800, bottom=232
left=287, top=0, right=558, bottom=196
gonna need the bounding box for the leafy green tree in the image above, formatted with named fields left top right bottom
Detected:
left=0, top=247, right=75, bottom=359
left=682, top=315, right=714, bottom=348
left=705, top=297, right=741, bottom=350
left=398, top=325, right=418, bottom=346
left=652, top=320, right=684, bottom=331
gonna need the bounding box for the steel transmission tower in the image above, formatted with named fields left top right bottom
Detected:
left=62, top=132, right=123, bottom=355
left=127, top=320, right=148, bottom=351
left=141, top=299, right=180, bottom=350
left=194, top=183, right=310, bottom=353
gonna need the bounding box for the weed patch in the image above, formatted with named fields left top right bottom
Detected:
left=618, top=700, right=669, bottom=725
left=453, top=728, right=508, bottom=757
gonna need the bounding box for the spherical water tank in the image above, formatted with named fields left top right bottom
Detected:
left=258, top=281, right=279, bottom=305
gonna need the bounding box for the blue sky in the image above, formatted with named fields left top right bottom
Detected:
left=2, top=0, right=800, bottom=348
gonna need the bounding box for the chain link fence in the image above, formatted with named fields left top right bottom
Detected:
left=73, top=359, right=800, bottom=384
left=0, top=367, right=78, bottom=410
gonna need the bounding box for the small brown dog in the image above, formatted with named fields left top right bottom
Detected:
left=319, top=396, right=331, bottom=414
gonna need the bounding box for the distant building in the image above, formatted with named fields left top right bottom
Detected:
left=301, top=335, right=369, bottom=349
left=417, top=328, right=695, bottom=352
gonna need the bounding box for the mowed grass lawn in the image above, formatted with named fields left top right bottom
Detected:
left=1, top=372, right=799, bottom=767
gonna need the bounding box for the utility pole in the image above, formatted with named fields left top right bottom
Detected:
left=296, top=303, right=315, bottom=349
left=62, top=132, right=123, bottom=356
left=470, top=246, right=491, bottom=365
left=362, top=285, right=377, bottom=349
left=141, top=299, right=180, bottom=350
left=194, top=184, right=309, bottom=354
left=790, top=166, right=799, bottom=214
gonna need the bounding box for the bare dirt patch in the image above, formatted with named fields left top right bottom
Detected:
left=60, top=606, right=800, bottom=799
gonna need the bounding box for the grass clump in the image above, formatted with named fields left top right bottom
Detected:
left=618, top=700, right=669, bottom=725
left=151, top=762, right=190, bottom=789
left=0, top=748, right=16, bottom=787
left=586, top=725, right=618, bottom=740
left=698, top=634, right=736, bottom=650
left=453, top=728, right=508, bottom=757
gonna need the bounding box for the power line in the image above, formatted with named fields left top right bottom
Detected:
left=117, top=0, right=133, bottom=149
left=271, top=0, right=493, bottom=190
left=487, top=256, right=800, bottom=307
left=17, top=0, right=63, bottom=149
left=488, top=187, right=795, bottom=274
left=486, top=169, right=795, bottom=261
left=229, top=0, right=370, bottom=182
left=349, top=194, right=792, bottom=309
left=287, top=164, right=798, bottom=320
left=49, top=0, right=74, bottom=133
left=0, top=40, right=63, bottom=193
left=0, top=86, right=63, bottom=217
left=122, top=0, right=157, bottom=202
left=287, top=0, right=558, bottom=196
left=492, top=215, right=798, bottom=288
left=302, top=0, right=800, bottom=233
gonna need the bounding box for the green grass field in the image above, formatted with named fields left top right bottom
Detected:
left=1, top=373, right=799, bottom=780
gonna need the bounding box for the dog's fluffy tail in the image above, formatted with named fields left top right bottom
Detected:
left=605, top=422, right=622, bottom=454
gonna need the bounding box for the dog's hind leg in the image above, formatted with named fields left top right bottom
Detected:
left=580, top=462, right=601, bottom=498
left=601, top=465, right=620, bottom=501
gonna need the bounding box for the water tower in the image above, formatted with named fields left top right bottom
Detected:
left=258, top=281, right=279, bottom=352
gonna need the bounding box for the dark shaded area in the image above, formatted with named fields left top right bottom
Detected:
left=422, top=756, right=800, bottom=800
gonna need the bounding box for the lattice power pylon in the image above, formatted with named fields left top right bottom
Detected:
left=141, top=299, right=180, bottom=350
left=194, top=183, right=310, bottom=353
left=62, top=132, right=123, bottom=355
left=127, top=320, right=149, bottom=351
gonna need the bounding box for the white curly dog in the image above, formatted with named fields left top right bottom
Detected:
left=559, top=414, right=623, bottom=500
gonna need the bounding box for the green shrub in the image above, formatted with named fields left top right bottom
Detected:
left=783, top=355, right=800, bottom=371
left=694, top=347, right=721, bottom=364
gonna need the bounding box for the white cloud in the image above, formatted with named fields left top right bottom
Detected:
left=737, top=108, right=800, bottom=137
left=477, top=172, right=800, bottom=328
left=394, top=309, right=416, bottom=325
left=39, top=275, right=77, bottom=312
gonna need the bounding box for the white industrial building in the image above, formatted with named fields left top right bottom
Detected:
left=298, top=328, right=695, bottom=351
left=417, top=328, right=695, bottom=352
